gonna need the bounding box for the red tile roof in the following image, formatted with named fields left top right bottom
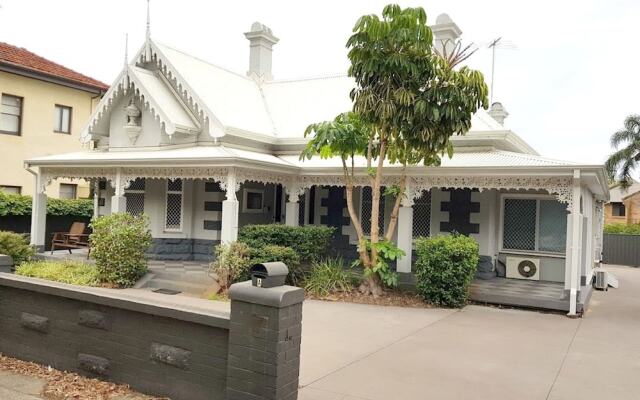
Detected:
left=0, top=42, right=109, bottom=92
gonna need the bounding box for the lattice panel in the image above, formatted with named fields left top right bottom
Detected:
left=167, top=179, right=183, bottom=192
left=538, top=200, right=567, bottom=253
left=165, top=193, right=182, bottom=229
left=127, top=178, right=146, bottom=191
left=125, top=193, right=145, bottom=216
left=298, top=192, right=306, bottom=226
left=413, top=191, right=431, bottom=238
left=503, top=198, right=536, bottom=251
left=361, top=187, right=385, bottom=235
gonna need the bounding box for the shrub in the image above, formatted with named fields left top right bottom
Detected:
left=414, top=233, right=479, bottom=308
left=209, top=242, right=252, bottom=291
left=0, top=231, right=35, bottom=265
left=249, top=244, right=302, bottom=285
left=238, top=224, right=335, bottom=262
left=0, top=191, right=93, bottom=217
left=305, top=257, right=357, bottom=297
left=16, top=260, right=100, bottom=286
left=89, top=213, right=152, bottom=287
left=604, top=223, right=640, bottom=235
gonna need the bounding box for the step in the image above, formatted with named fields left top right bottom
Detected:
left=144, top=278, right=213, bottom=296
left=150, top=270, right=215, bottom=284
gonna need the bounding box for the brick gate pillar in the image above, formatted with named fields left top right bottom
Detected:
left=227, top=281, right=304, bottom=400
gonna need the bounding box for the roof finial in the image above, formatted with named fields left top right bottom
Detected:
left=124, top=33, right=129, bottom=67
left=146, top=0, right=151, bottom=40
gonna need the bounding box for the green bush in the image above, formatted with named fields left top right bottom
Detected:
left=305, top=257, right=357, bottom=297
left=604, top=223, right=640, bottom=235
left=16, top=260, right=100, bottom=286
left=0, top=231, right=35, bottom=265
left=0, top=191, right=93, bottom=217
left=89, top=213, right=152, bottom=287
left=238, top=224, right=335, bottom=262
left=209, top=242, right=252, bottom=291
left=249, top=244, right=302, bottom=285
left=414, top=233, right=479, bottom=308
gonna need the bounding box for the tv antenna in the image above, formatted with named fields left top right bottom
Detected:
left=484, top=37, right=517, bottom=104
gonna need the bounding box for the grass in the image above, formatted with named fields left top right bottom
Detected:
left=304, top=257, right=358, bottom=297
left=16, top=260, right=101, bottom=287
left=208, top=292, right=230, bottom=301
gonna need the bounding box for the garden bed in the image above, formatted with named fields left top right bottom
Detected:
left=308, top=289, right=432, bottom=308
left=0, top=353, right=161, bottom=399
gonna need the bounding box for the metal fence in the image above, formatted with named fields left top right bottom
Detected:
left=602, top=234, right=640, bottom=266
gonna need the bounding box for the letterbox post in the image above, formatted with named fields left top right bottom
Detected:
left=226, top=264, right=304, bottom=400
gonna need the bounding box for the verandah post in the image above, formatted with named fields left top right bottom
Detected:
left=221, top=169, right=239, bottom=243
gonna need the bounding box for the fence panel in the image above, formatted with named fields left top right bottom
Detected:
left=603, top=234, right=640, bottom=266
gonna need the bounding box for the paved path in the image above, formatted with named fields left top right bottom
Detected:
left=0, top=371, right=45, bottom=399
left=299, top=265, right=640, bottom=400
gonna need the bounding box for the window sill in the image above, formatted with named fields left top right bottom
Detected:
left=0, top=130, right=21, bottom=136
left=54, top=131, right=71, bottom=135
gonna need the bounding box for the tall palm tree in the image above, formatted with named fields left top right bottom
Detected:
left=605, top=114, right=640, bottom=188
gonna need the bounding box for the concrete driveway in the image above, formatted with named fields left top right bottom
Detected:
left=299, top=265, right=640, bottom=400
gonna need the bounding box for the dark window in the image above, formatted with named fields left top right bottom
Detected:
left=1, top=94, right=23, bottom=135
left=612, top=202, right=626, bottom=217
left=246, top=191, right=263, bottom=210
left=54, top=104, right=72, bottom=133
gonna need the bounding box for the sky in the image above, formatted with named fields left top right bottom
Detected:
left=1, top=0, right=639, bottom=168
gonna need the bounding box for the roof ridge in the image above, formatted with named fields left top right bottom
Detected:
left=0, top=41, right=108, bottom=90
left=267, top=73, right=349, bottom=84
left=154, top=41, right=251, bottom=81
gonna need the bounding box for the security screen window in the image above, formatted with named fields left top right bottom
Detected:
left=502, top=197, right=568, bottom=254
left=243, top=189, right=264, bottom=212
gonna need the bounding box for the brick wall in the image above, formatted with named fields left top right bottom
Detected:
left=0, top=274, right=304, bottom=400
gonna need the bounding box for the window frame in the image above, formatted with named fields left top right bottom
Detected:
left=0, top=93, right=23, bottom=136
left=498, top=193, right=568, bottom=257
left=242, top=188, right=264, bottom=213
left=124, top=178, right=145, bottom=216
left=59, top=183, right=77, bottom=200
left=0, top=185, right=21, bottom=194
left=53, top=104, right=72, bottom=134
left=164, top=179, right=183, bottom=232
left=611, top=202, right=626, bottom=217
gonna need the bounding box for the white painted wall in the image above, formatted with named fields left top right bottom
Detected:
left=429, top=188, right=450, bottom=237
left=191, top=179, right=223, bottom=241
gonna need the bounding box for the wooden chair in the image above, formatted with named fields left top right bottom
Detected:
left=51, top=222, right=90, bottom=258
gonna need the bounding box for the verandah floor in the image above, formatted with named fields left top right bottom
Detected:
left=468, top=277, right=569, bottom=312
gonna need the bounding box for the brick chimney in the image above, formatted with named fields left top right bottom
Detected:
left=431, top=13, right=462, bottom=56
left=488, top=102, right=509, bottom=125
left=244, top=22, right=279, bottom=81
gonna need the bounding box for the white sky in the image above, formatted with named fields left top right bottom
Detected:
left=1, top=0, right=639, bottom=168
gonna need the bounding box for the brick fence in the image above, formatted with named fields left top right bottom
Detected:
left=0, top=274, right=304, bottom=400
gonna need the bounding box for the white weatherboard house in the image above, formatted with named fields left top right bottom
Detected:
left=25, top=15, right=609, bottom=315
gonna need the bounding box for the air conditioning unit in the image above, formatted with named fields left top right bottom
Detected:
left=594, top=269, right=608, bottom=291
left=506, top=257, right=540, bottom=281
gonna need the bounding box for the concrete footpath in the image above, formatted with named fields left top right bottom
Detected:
left=299, top=265, right=640, bottom=400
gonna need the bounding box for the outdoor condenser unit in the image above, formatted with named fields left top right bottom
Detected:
left=506, top=257, right=540, bottom=281
left=594, top=269, right=608, bottom=291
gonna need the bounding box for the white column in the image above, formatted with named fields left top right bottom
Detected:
left=565, top=169, right=582, bottom=317
left=111, top=169, right=126, bottom=213
left=92, top=179, right=100, bottom=219
left=284, top=185, right=302, bottom=227
left=396, top=187, right=414, bottom=273
left=221, top=170, right=239, bottom=244
left=30, top=171, right=47, bottom=251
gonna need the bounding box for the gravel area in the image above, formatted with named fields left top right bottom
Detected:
left=0, top=354, right=165, bottom=400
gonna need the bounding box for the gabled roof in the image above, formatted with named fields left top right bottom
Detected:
left=0, top=42, right=108, bottom=92
left=609, top=180, right=640, bottom=202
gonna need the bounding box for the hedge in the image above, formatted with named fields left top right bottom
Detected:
left=0, top=191, right=93, bottom=217
left=414, top=233, right=479, bottom=308
left=604, top=223, right=640, bottom=235
left=238, top=224, right=335, bottom=262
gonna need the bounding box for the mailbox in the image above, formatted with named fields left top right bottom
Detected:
left=250, top=262, right=289, bottom=288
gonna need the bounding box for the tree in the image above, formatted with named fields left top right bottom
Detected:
left=605, top=114, right=640, bottom=188
left=302, top=5, right=488, bottom=296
